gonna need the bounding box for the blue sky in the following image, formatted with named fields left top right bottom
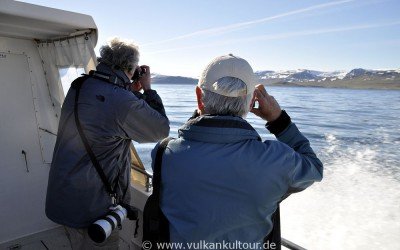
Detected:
left=21, top=0, right=400, bottom=77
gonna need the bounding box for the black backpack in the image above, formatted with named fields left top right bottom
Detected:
left=141, top=137, right=282, bottom=250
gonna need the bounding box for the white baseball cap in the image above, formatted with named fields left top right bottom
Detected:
left=198, top=54, right=257, bottom=97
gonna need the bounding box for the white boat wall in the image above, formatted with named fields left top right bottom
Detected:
left=0, top=0, right=149, bottom=249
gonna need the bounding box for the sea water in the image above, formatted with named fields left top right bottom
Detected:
left=134, top=84, right=400, bottom=250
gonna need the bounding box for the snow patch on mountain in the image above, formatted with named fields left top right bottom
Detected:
left=151, top=68, right=400, bottom=86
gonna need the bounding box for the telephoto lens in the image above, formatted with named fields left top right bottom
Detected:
left=88, top=205, right=128, bottom=243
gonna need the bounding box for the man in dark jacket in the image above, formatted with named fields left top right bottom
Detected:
left=152, top=54, right=323, bottom=248
left=46, top=38, right=170, bottom=249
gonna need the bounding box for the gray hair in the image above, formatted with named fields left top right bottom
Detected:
left=201, top=77, right=252, bottom=117
left=98, top=37, right=139, bottom=72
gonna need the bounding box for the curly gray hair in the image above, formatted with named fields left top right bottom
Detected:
left=98, top=37, right=139, bottom=72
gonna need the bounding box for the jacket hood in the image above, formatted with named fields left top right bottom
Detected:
left=178, top=114, right=261, bottom=144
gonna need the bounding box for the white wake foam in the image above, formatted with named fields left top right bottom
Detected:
left=281, top=134, right=400, bottom=249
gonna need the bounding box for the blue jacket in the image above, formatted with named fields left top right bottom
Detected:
left=46, top=63, right=170, bottom=228
left=152, top=114, right=322, bottom=244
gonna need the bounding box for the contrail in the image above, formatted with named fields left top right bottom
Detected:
left=227, top=20, right=400, bottom=43
left=146, top=20, right=400, bottom=54
left=142, top=0, right=355, bottom=46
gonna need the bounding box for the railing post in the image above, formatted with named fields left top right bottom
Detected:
left=145, top=176, right=152, bottom=192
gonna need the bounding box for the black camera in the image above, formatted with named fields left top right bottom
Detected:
left=132, top=66, right=146, bottom=83
left=88, top=204, right=138, bottom=243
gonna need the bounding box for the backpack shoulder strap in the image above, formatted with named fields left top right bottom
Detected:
left=142, top=137, right=174, bottom=246
left=152, top=137, right=174, bottom=199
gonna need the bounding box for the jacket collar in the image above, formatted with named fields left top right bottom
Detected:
left=178, top=111, right=261, bottom=143
left=96, top=63, right=131, bottom=85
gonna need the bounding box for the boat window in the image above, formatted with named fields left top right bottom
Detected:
left=59, top=67, right=85, bottom=97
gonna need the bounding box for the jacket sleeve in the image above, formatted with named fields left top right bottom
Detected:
left=275, top=122, right=323, bottom=195
left=120, top=92, right=170, bottom=143
left=131, top=90, right=168, bottom=119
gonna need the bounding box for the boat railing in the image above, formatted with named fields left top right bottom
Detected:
left=131, top=165, right=153, bottom=192
left=281, top=238, right=307, bottom=250
left=131, top=166, right=306, bottom=250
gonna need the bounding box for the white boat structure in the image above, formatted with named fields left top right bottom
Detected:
left=0, top=1, right=150, bottom=249
left=0, top=1, right=304, bottom=249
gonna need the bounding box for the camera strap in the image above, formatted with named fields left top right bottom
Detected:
left=88, top=70, right=130, bottom=89
left=72, top=76, right=118, bottom=201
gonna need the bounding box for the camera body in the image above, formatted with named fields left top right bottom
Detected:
left=88, top=204, right=138, bottom=243
left=132, top=66, right=146, bottom=83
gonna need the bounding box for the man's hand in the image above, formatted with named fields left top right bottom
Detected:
left=250, top=84, right=282, bottom=122
left=137, top=65, right=151, bottom=91
left=130, top=81, right=142, bottom=92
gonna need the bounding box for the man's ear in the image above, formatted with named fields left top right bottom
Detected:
left=196, top=86, right=205, bottom=113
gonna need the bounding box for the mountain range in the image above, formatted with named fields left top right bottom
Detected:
left=151, top=68, right=400, bottom=89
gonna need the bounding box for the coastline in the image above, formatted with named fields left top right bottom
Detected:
left=152, top=81, right=400, bottom=90
left=262, top=79, right=400, bottom=90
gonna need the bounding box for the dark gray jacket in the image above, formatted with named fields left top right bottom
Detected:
left=46, top=63, right=169, bottom=228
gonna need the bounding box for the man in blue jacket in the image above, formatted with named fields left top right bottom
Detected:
left=152, top=54, right=323, bottom=248
left=46, top=38, right=170, bottom=249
